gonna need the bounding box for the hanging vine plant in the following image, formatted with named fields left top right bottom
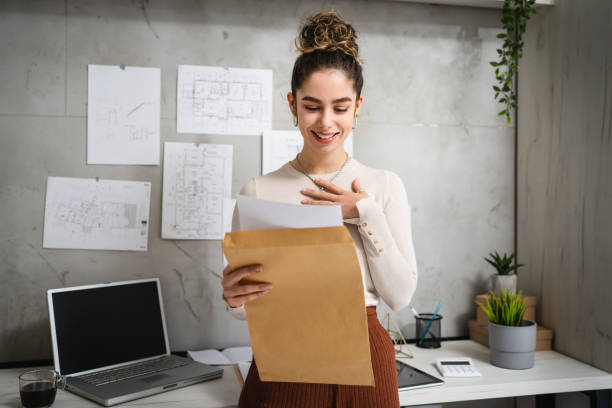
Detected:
left=491, top=0, right=537, bottom=124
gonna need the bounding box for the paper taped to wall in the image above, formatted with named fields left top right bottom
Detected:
left=87, top=64, right=161, bottom=165
left=43, top=177, right=151, bottom=251
left=262, top=130, right=354, bottom=175
left=162, top=142, right=233, bottom=240
left=177, top=65, right=272, bottom=135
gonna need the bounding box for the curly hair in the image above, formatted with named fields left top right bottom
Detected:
left=291, top=11, right=364, bottom=100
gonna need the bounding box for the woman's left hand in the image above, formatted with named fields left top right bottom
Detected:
left=300, top=178, right=368, bottom=219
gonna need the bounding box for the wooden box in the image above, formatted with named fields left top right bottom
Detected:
left=468, top=319, right=553, bottom=351
left=475, top=293, right=537, bottom=326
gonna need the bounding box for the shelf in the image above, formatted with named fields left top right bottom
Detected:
left=390, top=0, right=554, bottom=9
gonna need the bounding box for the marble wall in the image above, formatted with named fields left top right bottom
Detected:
left=0, top=0, right=514, bottom=362
left=517, top=0, right=612, bottom=383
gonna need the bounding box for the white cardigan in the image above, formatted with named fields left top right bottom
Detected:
left=226, top=159, right=418, bottom=320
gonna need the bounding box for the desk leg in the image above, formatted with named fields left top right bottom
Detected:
left=582, top=389, right=611, bottom=408
left=536, top=393, right=555, bottom=408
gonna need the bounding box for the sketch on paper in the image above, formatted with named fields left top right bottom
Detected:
left=43, top=177, right=151, bottom=251
left=162, top=142, right=233, bottom=240
left=87, top=64, right=161, bottom=165
left=262, top=130, right=354, bottom=175
left=177, top=65, right=272, bottom=135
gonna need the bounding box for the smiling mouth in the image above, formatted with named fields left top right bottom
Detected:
left=312, top=131, right=340, bottom=142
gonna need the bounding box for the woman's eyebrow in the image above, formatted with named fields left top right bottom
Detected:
left=301, top=96, right=353, bottom=103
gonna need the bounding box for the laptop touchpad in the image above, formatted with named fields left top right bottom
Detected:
left=141, top=374, right=171, bottom=383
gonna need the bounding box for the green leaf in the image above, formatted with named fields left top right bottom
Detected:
left=496, top=33, right=507, bottom=39
left=498, top=109, right=507, bottom=116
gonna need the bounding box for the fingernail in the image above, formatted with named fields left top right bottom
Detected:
left=264, top=285, right=273, bottom=290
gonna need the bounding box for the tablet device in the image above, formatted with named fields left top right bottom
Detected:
left=397, top=360, right=445, bottom=391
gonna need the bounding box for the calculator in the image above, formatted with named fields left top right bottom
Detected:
left=435, top=358, right=482, bottom=377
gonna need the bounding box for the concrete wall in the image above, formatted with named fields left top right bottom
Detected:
left=0, top=0, right=514, bottom=365
left=517, top=0, right=612, bottom=406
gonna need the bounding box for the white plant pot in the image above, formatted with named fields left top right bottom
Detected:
left=489, top=274, right=517, bottom=296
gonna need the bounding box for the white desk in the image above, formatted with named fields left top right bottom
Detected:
left=1, top=341, right=611, bottom=408
left=397, top=340, right=612, bottom=407
left=0, top=366, right=241, bottom=408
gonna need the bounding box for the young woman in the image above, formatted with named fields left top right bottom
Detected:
left=221, top=11, right=418, bottom=408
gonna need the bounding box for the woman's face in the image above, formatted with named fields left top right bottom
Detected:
left=288, top=69, right=363, bottom=157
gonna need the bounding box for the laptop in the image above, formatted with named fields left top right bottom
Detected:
left=47, top=278, right=223, bottom=406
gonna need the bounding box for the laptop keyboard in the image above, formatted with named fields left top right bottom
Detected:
left=78, top=355, right=189, bottom=386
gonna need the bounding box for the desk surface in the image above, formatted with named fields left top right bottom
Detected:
left=1, top=341, right=611, bottom=408
left=397, top=340, right=612, bottom=406
left=0, top=366, right=241, bottom=408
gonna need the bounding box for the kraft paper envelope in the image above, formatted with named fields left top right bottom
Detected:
left=222, top=226, right=374, bottom=386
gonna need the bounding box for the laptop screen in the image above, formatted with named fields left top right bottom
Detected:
left=49, top=280, right=168, bottom=375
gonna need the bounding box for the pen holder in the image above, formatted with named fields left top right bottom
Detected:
left=415, top=313, right=442, bottom=348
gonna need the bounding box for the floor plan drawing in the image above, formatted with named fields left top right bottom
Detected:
left=87, top=64, right=161, bottom=165
left=162, top=142, right=233, bottom=240
left=177, top=65, right=272, bottom=135
left=43, top=177, right=151, bottom=251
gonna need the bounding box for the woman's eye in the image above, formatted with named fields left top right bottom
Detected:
left=304, top=106, right=319, bottom=111
left=335, top=107, right=349, bottom=112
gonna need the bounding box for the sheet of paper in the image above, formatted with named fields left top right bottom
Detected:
left=222, top=226, right=374, bottom=385
left=87, top=64, right=160, bottom=165
left=221, top=346, right=253, bottom=363
left=235, top=195, right=342, bottom=231
left=43, top=177, right=151, bottom=251
left=262, top=130, right=354, bottom=175
left=177, top=65, right=272, bottom=135
left=162, top=142, right=233, bottom=240
left=187, top=346, right=252, bottom=365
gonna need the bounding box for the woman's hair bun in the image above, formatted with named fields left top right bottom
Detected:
left=296, top=11, right=362, bottom=62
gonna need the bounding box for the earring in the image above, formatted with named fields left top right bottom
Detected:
left=293, top=116, right=298, bottom=127
left=352, top=116, right=357, bottom=130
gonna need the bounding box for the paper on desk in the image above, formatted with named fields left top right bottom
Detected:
left=235, top=195, right=342, bottom=231
left=222, top=226, right=373, bottom=385
left=188, top=346, right=252, bottom=366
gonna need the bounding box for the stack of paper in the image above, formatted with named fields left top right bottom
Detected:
left=188, top=346, right=252, bottom=384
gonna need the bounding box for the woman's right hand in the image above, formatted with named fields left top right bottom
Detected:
left=221, top=264, right=273, bottom=308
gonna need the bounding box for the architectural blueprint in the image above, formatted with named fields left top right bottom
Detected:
left=87, top=64, right=161, bottom=165
left=262, top=130, right=354, bottom=175
left=43, top=177, right=151, bottom=251
left=162, top=142, right=233, bottom=240
left=177, top=65, right=272, bottom=135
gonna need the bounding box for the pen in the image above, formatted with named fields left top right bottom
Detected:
left=419, top=300, right=443, bottom=343
left=410, top=306, right=420, bottom=318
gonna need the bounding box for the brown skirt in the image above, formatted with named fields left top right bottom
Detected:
left=238, top=306, right=400, bottom=408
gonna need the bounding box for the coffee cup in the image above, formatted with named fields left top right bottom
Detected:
left=19, top=369, right=62, bottom=408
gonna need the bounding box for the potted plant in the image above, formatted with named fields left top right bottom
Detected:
left=484, top=251, right=523, bottom=296
left=476, top=289, right=536, bottom=369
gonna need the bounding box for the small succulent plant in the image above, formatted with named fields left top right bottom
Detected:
left=484, top=251, right=524, bottom=275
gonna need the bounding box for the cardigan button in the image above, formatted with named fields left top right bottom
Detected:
left=362, top=222, right=367, bottom=227
left=367, top=230, right=373, bottom=235
left=378, top=248, right=384, bottom=253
